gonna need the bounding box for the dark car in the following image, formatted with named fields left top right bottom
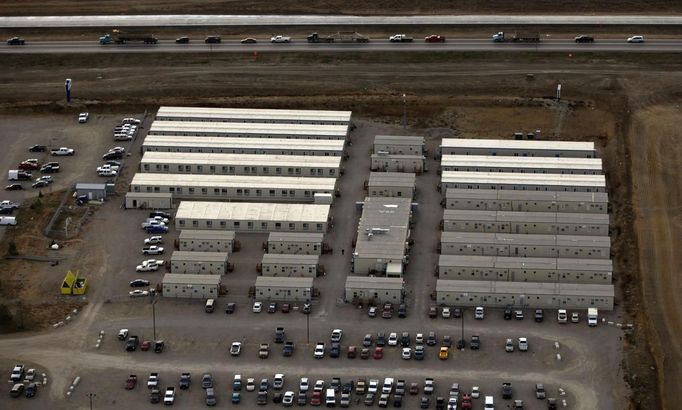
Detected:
left=442, top=335, right=452, bottom=348
left=425, top=35, right=446, bottom=43
left=130, top=279, right=150, bottom=287
left=32, top=180, right=49, bottom=188
left=40, top=164, right=59, bottom=173
left=241, top=37, right=258, bottom=44
left=28, top=144, right=47, bottom=152
left=7, top=37, right=25, bottom=45
left=393, top=394, right=403, bottom=407
left=103, top=152, right=123, bottom=160
left=25, top=383, right=37, bottom=398
left=149, top=211, right=171, bottom=219
left=428, top=306, right=438, bottom=318
left=504, top=309, right=512, bottom=320
left=535, top=309, right=544, bottom=322
left=154, top=340, right=164, bottom=353
left=257, top=391, right=268, bottom=405
left=420, top=396, right=430, bottom=408
left=470, top=335, right=480, bottom=350
left=268, top=302, right=277, bottom=313
left=398, top=303, right=407, bottom=318
left=452, top=307, right=462, bottom=318
left=175, top=36, right=190, bottom=43
left=225, top=302, right=236, bottom=314
left=574, top=35, right=594, bottom=43
left=330, top=342, right=341, bottom=358
left=376, top=332, right=386, bottom=347
left=205, top=36, right=221, bottom=44
left=5, top=184, right=23, bottom=191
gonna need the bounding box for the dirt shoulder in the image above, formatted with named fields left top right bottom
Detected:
left=2, top=0, right=682, bottom=17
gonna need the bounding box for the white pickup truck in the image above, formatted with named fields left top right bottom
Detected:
left=271, top=35, right=291, bottom=43
left=136, top=261, right=161, bottom=272
left=142, top=246, right=164, bottom=255
left=50, top=147, right=75, bottom=156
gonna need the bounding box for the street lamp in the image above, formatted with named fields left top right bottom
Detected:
left=86, top=392, right=96, bottom=410
left=306, top=298, right=310, bottom=346
left=151, top=292, right=158, bottom=340
left=461, top=293, right=468, bottom=350
left=402, top=93, right=407, bottom=130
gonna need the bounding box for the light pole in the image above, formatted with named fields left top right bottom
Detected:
left=86, top=392, right=96, bottom=410
left=306, top=298, right=310, bottom=346
left=151, top=292, right=158, bottom=340
left=461, top=293, right=468, bottom=350
left=402, top=93, right=407, bottom=130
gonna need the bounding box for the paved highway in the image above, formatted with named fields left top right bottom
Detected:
left=2, top=14, right=682, bottom=28
left=1, top=39, right=681, bottom=54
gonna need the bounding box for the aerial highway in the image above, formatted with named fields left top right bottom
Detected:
left=2, top=14, right=682, bottom=28
left=1, top=38, right=681, bottom=54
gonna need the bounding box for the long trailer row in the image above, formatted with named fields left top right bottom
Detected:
left=438, top=138, right=596, bottom=158
left=156, top=106, right=352, bottom=125
left=149, top=120, right=349, bottom=140
left=142, top=136, right=345, bottom=157
left=440, top=155, right=603, bottom=175
left=444, top=189, right=608, bottom=213
left=440, top=171, right=606, bottom=193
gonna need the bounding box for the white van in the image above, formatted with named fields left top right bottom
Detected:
left=0, top=216, right=17, bottom=226
left=484, top=395, right=494, bottom=409
left=205, top=299, right=215, bottom=313
left=325, top=388, right=336, bottom=406
left=557, top=309, right=568, bottom=323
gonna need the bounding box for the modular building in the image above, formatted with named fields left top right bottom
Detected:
left=367, top=172, right=416, bottom=199
left=436, top=279, right=614, bottom=310
left=175, top=201, right=331, bottom=233
left=162, top=273, right=221, bottom=299
left=344, top=276, right=404, bottom=304
left=440, top=155, right=603, bottom=175
left=170, top=251, right=230, bottom=275
left=259, top=254, right=320, bottom=277
left=438, top=255, right=612, bottom=284
left=130, top=173, right=337, bottom=202
left=75, top=183, right=107, bottom=201
left=178, top=230, right=237, bottom=253
left=441, top=209, right=609, bottom=236
left=371, top=153, right=425, bottom=173
left=149, top=120, right=348, bottom=140
left=444, top=189, right=608, bottom=214
left=440, top=171, right=606, bottom=193
left=266, top=232, right=326, bottom=255
left=254, top=276, right=313, bottom=302
left=353, top=197, right=413, bottom=276
left=140, top=151, right=342, bottom=178
left=440, top=231, right=611, bottom=259
left=125, top=192, right=174, bottom=209
left=439, top=138, right=596, bottom=158
left=374, top=135, right=425, bottom=155
left=156, top=106, right=352, bottom=125
left=142, top=136, right=345, bottom=157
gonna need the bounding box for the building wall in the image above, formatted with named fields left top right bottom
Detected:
left=440, top=241, right=609, bottom=259
left=441, top=181, right=604, bottom=193
left=371, top=155, right=425, bottom=173
left=171, top=259, right=227, bottom=275
left=368, top=185, right=415, bottom=199
left=374, top=143, right=424, bottom=155
left=441, top=218, right=609, bottom=236
left=162, top=282, right=218, bottom=299
left=439, top=147, right=595, bottom=158
left=440, top=165, right=601, bottom=175
left=255, top=286, right=312, bottom=302
left=142, top=143, right=343, bottom=156
left=445, top=196, right=607, bottom=213
left=268, top=240, right=323, bottom=255
left=177, top=218, right=327, bottom=233
left=125, top=193, right=173, bottom=209
left=438, top=265, right=612, bottom=283
left=261, top=262, right=318, bottom=277
left=131, top=184, right=333, bottom=202
left=77, top=188, right=107, bottom=201
left=142, top=162, right=339, bottom=178
left=344, top=285, right=403, bottom=304
left=179, top=238, right=234, bottom=253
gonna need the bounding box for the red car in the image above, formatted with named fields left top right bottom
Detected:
left=140, top=340, right=152, bottom=351
left=425, top=35, right=446, bottom=43
left=373, top=347, right=383, bottom=360
left=310, top=391, right=322, bottom=406
left=18, top=161, right=39, bottom=170
left=461, top=394, right=473, bottom=409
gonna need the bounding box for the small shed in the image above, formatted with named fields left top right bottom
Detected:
left=170, top=251, right=230, bottom=275
left=255, top=276, right=313, bottom=302
left=125, top=192, right=173, bottom=209
left=76, top=183, right=107, bottom=201
left=162, top=273, right=220, bottom=299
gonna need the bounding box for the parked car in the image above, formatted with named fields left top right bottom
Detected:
left=78, top=112, right=89, bottom=123
left=535, top=309, right=544, bottom=322
left=28, top=144, right=47, bottom=152
left=518, top=337, right=529, bottom=351
left=253, top=301, right=263, bottom=313
left=505, top=338, right=514, bottom=352
left=230, top=341, right=242, bottom=356
left=5, top=184, right=23, bottom=191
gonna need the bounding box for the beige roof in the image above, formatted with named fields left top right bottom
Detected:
left=157, top=106, right=351, bottom=123
left=131, top=173, right=337, bottom=191
left=176, top=201, right=330, bottom=223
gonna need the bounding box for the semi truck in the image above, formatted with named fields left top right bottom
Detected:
left=307, top=32, right=370, bottom=43
left=492, top=31, right=540, bottom=42
left=100, top=29, right=158, bottom=45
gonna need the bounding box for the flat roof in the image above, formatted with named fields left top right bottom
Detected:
left=141, top=151, right=342, bottom=168
left=441, top=155, right=603, bottom=171
left=355, top=197, right=412, bottom=259
left=262, top=254, right=319, bottom=264
left=149, top=120, right=348, bottom=138
left=162, top=273, right=221, bottom=285
left=443, top=209, right=610, bottom=225
left=255, top=276, right=314, bottom=288
left=374, top=135, right=425, bottom=145
left=143, top=135, right=345, bottom=152
left=445, top=188, right=609, bottom=203
left=345, top=276, right=405, bottom=290
left=75, top=183, right=106, bottom=190
left=371, top=153, right=425, bottom=160
left=131, top=173, right=337, bottom=190
left=440, top=231, right=611, bottom=248
left=267, top=232, right=324, bottom=242
left=171, top=251, right=229, bottom=262
left=179, top=230, right=236, bottom=240
left=368, top=172, right=417, bottom=188
left=157, top=106, right=351, bottom=123
left=436, top=279, right=614, bottom=298
left=438, top=255, right=613, bottom=272
left=176, top=201, right=330, bottom=223
left=441, top=171, right=606, bottom=188
left=440, top=138, right=595, bottom=152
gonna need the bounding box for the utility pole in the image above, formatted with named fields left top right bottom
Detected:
left=151, top=292, right=158, bottom=340
left=306, top=298, right=310, bottom=345
left=402, top=93, right=407, bottom=130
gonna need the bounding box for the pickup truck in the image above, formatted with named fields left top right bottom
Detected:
left=144, top=236, right=163, bottom=245
left=126, top=335, right=139, bottom=351
left=142, top=246, right=164, bottom=255
left=502, top=382, right=513, bottom=399
left=126, top=374, right=137, bottom=390
left=141, top=220, right=165, bottom=229
left=164, top=387, right=175, bottom=405
left=147, top=373, right=160, bottom=389
left=10, top=364, right=24, bottom=382
left=259, top=343, right=270, bottom=358
left=137, top=261, right=160, bottom=272
left=149, top=388, right=161, bottom=403
left=389, top=34, right=413, bottom=42
left=51, top=147, right=75, bottom=156
left=271, top=35, right=291, bottom=43
left=0, top=200, right=19, bottom=211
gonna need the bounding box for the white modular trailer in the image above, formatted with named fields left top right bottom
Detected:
left=436, top=279, right=614, bottom=310
left=373, top=135, right=426, bottom=155
left=344, top=276, right=404, bottom=304
left=130, top=174, right=337, bottom=202
left=142, top=136, right=345, bottom=157
left=162, top=273, right=221, bottom=299
left=441, top=209, right=609, bottom=236
left=440, top=231, right=610, bottom=259
left=439, top=138, right=596, bottom=158
left=444, top=189, right=608, bottom=213
left=440, top=155, right=603, bottom=175
left=124, top=192, right=174, bottom=209
left=440, top=171, right=606, bottom=193
left=353, top=197, right=413, bottom=276
left=260, top=254, right=320, bottom=277
left=156, top=106, right=352, bottom=125
left=367, top=172, right=416, bottom=198
left=255, top=276, right=313, bottom=302
left=178, top=230, right=237, bottom=253
left=371, top=153, right=425, bottom=173
left=149, top=120, right=348, bottom=140
left=438, top=255, right=612, bottom=284
left=170, top=251, right=230, bottom=275
left=140, top=152, right=342, bottom=178
left=175, top=201, right=331, bottom=233
left=267, top=232, right=326, bottom=255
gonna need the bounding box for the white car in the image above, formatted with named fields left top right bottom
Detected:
left=424, top=378, right=434, bottom=394
left=230, top=342, right=242, bottom=356
left=283, top=391, right=295, bottom=406
left=97, top=169, right=117, bottom=177
left=471, top=386, right=480, bottom=399
left=129, top=290, right=150, bottom=298
left=627, top=35, right=645, bottom=43
left=474, top=306, right=485, bottom=320
left=388, top=332, right=398, bottom=346
left=314, top=342, right=325, bottom=359
left=401, top=347, right=411, bottom=360
left=78, top=112, right=89, bottom=123
left=273, top=373, right=285, bottom=390
left=368, top=379, right=379, bottom=395
left=253, top=301, right=263, bottom=313
left=442, top=307, right=451, bottom=318
left=142, top=245, right=164, bottom=255
left=122, top=117, right=142, bottom=125
left=300, top=377, right=309, bottom=393
left=271, top=35, right=291, bottom=43
left=164, top=387, right=175, bottom=405
left=314, top=379, right=325, bottom=392
left=518, top=337, right=529, bottom=351
left=246, top=378, right=256, bottom=391
left=415, top=333, right=424, bottom=344
left=330, top=328, right=343, bottom=342
left=382, top=378, right=394, bottom=394
left=144, top=236, right=163, bottom=245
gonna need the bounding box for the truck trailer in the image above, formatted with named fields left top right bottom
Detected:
left=307, top=32, right=370, bottom=43
left=100, top=29, right=158, bottom=45
left=492, top=31, right=540, bottom=42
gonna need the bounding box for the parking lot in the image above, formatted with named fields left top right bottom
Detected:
left=0, top=114, right=627, bottom=409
